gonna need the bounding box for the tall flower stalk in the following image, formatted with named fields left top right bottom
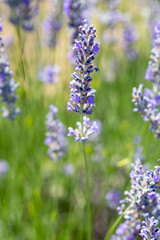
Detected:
left=105, top=143, right=160, bottom=240
left=67, top=19, right=100, bottom=240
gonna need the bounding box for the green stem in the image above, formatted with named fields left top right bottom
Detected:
left=82, top=141, right=91, bottom=240
left=16, top=26, right=29, bottom=98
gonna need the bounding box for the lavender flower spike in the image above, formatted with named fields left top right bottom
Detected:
left=4, top=0, right=38, bottom=31
left=140, top=214, right=160, bottom=240
left=68, top=116, right=100, bottom=142
left=45, top=105, right=68, bottom=161
left=42, top=0, right=62, bottom=48
left=132, top=22, right=160, bottom=138
left=67, top=20, right=100, bottom=115
left=0, top=20, right=20, bottom=120
left=63, top=0, right=86, bottom=44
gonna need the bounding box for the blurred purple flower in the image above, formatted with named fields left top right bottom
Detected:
left=38, top=65, right=60, bottom=84
left=88, top=120, right=102, bottom=142
left=42, top=0, right=62, bottom=48
left=45, top=105, right=68, bottom=161
left=123, top=23, right=139, bottom=61
left=63, top=163, right=75, bottom=175
left=63, top=0, right=86, bottom=44
left=0, top=18, right=3, bottom=32
left=4, top=0, right=39, bottom=31
left=0, top=160, right=9, bottom=176
left=133, top=135, right=141, bottom=145
left=3, top=35, right=14, bottom=48
left=105, top=190, right=121, bottom=209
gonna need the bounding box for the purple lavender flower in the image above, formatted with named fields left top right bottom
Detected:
left=99, top=10, right=122, bottom=30
left=88, top=120, right=102, bottom=142
left=147, top=0, right=160, bottom=46
left=123, top=23, right=138, bottom=61
left=0, top=160, right=9, bottom=177
left=133, top=135, right=141, bottom=145
left=132, top=22, right=160, bottom=138
left=63, top=0, right=86, bottom=44
left=3, top=35, right=14, bottom=48
left=140, top=214, right=160, bottom=240
left=112, top=143, right=160, bottom=240
left=67, top=20, right=100, bottom=142
left=98, top=1, right=139, bottom=63
left=4, top=0, right=38, bottom=31
left=63, top=163, right=75, bottom=175
left=42, top=0, right=62, bottom=48
left=98, top=0, right=122, bottom=45
left=111, top=220, right=141, bottom=240
left=0, top=21, right=20, bottom=120
left=67, top=20, right=99, bottom=115
left=106, top=190, right=121, bottom=210
left=38, top=65, right=60, bottom=84
left=45, top=105, right=68, bottom=161
left=68, top=116, right=100, bottom=142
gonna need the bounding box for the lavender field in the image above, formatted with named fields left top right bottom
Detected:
left=0, top=0, right=160, bottom=239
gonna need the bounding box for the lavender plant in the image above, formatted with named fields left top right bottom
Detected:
left=42, top=0, right=62, bottom=48
left=132, top=22, right=160, bottom=138
left=63, top=0, right=86, bottom=45
left=99, top=0, right=138, bottom=62
left=67, top=20, right=100, bottom=240
left=0, top=18, right=20, bottom=120
left=45, top=105, right=68, bottom=161
left=67, top=20, right=100, bottom=140
left=147, top=0, right=160, bottom=45
left=123, top=23, right=138, bottom=61
left=4, top=0, right=38, bottom=31
left=63, top=0, right=88, bottom=64
left=107, top=145, right=160, bottom=240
